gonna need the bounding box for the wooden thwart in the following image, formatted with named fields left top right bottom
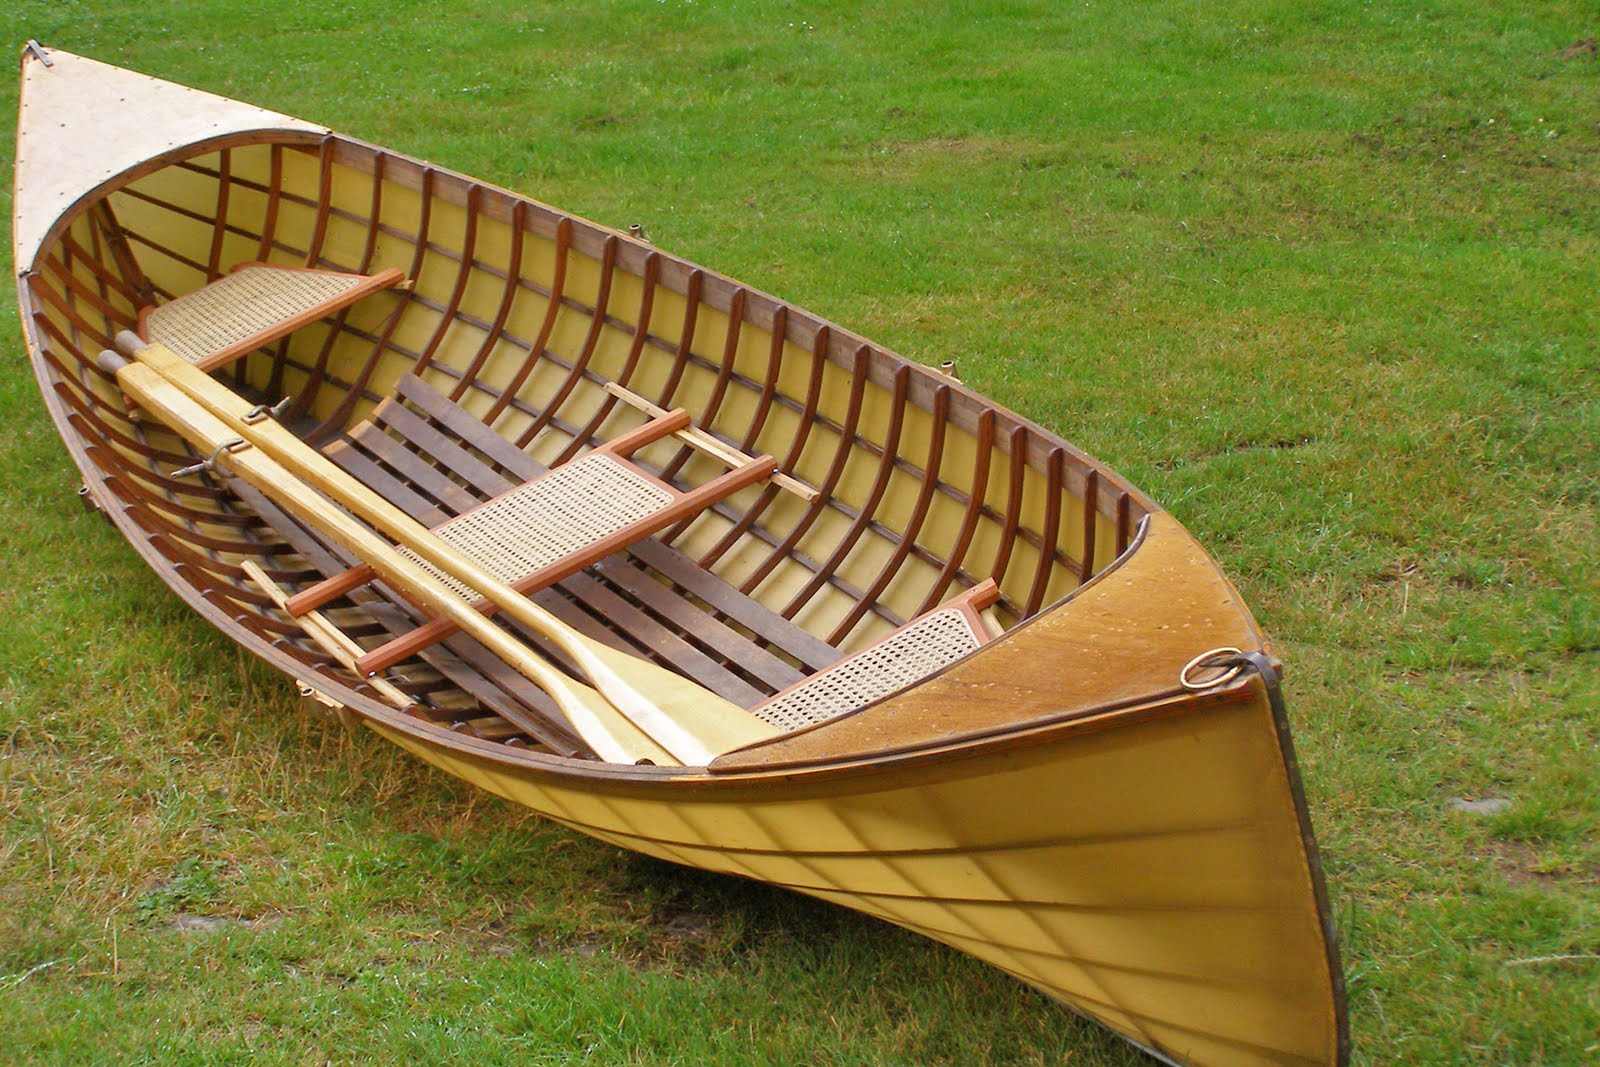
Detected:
left=604, top=381, right=818, bottom=502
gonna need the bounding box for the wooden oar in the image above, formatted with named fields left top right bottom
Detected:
left=115, top=336, right=782, bottom=762
left=112, top=357, right=679, bottom=766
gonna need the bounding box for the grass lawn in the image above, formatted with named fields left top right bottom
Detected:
left=2, top=2, right=1597, bottom=1063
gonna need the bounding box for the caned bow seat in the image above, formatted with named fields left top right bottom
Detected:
left=137, top=262, right=406, bottom=370
left=750, top=580, right=1002, bottom=732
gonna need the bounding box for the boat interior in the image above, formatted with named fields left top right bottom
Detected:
left=23, top=134, right=1158, bottom=763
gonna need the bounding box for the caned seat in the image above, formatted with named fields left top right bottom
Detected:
left=137, top=262, right=406, bottom=370
left=750, top=580, right=1002, bottom=732
left=285, top=406, right=779, bottom=677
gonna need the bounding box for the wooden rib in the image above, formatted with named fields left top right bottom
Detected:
left=308, top=159, right=431, bottom=441
left=243, top=560, right=416, bottom=710
left=782, top=365, right=913, bottom=621
left=989, top=424, right=1028, bottom=594
left=660, top=286, right=743, bottom=488
left=736, top=303, right=786, bottom=456
left=740, top=344, right=871, bottom=594
left=829, top=384, right=954, bottom=643
left=288, top=152, right=388, bottom=422
left=1080, top=469, right=1100, bottom=583
left=255, top=144, right=283, bottom=262
left=483, top=215, right=570, bottom=426
left=59, top=229, right=138, bottom=304
left=651, top=268, right=703, bottom=411
left=554, top=251, right=660, bottom=465
left=602, top=382, right=814, bottom=501
left=514, top=231, right=618, bottom=448
left=269, top=144, right=336, bottom=398
left=27, top=273, right=115, bottom=352
left=698, top=325, right=830, bottom=570
left=57, top=389, right=198, bottom=471
left=94, top=202, right=155, bottom=305
left=39, top=255, right=137, bottom=329
left=412, top=183, right=481, bottom=377
left=204, top=148, right=231, bottom=281
left=1115, top=490, right=1132, bottom=558
left=449, top=200, right=526, bottom=402
left=1024, top=446, right=1066, bottom=616
left=304, top=138, right=337, bottom=267
left=918, top=408, right=997, bottom=614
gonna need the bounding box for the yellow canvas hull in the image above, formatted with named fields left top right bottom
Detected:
left=365, top=679, right=1338, bottom=1066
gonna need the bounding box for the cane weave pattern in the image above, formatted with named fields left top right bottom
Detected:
left=145, top=266, right=366, bottom=364
left=397, top=454, right=675, bottom=603
left=753, top=607, right=984, bottom=731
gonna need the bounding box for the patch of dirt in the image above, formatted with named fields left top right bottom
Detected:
left=1557, top=38, right=1596, bottom=60
left=169, top=912, right=281, bottom=934
left=1486, top=841, right=1599, bottom=889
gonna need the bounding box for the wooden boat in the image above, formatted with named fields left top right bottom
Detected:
left=11, top=44, right=1348, bottom=1066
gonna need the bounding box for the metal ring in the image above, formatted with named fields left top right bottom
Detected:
left=1180, top=646, right=1245, bottom=691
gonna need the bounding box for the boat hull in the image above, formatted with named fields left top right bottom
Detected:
left=369, top=678, right=1339, bottom=1067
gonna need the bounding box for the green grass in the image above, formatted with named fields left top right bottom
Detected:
left=2, top=2, right=1597, bottom=1062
